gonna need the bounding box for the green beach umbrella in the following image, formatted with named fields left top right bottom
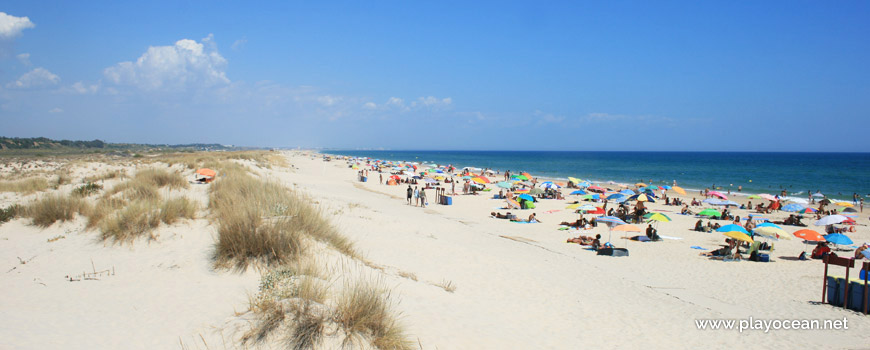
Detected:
left=698, top=209, right=721, bottom=217
left=529, top=188, right=545, bottom=195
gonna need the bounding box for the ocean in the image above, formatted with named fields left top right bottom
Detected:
left=321, top=150, right=870, bottom=201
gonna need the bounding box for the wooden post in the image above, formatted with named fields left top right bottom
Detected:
left=823, top=256, right=829, bottom=304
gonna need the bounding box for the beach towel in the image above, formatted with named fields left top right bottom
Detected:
left=690, top=246, right=705, bottom=250
left=543, top=209, right=561, bottom=214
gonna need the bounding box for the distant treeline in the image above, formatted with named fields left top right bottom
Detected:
left=0, top=136, right=240, bottom=151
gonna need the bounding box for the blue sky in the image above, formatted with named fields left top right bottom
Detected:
left=1, top=1, right=868, bottom=151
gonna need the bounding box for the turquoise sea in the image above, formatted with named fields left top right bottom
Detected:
left=322, top=151, right=870, bottom=201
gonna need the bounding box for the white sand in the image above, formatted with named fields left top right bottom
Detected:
left=1, top=152, right=868, bottom=349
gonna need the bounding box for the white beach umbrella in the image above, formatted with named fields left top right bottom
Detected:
left=814, top=215, right=849, bottom=226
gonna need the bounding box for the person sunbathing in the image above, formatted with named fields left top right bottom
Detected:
left=491, top=212, right=510, bottom=219
left=567, top=234, right=601, bottom=249
left=560, top=219, right=583, bottom=227
left=700, top=239, right=735, bottom=257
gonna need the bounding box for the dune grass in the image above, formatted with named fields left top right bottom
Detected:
left=134, top=168, right=188, bottom=189
left=71, top=182, right=103, bottom=197
left=86, top=197, right=127, bottom=229
left=210, top=169, right=355, bottom=269
left=97, top=197, right=197, bottom=242
left=24, top=193, right=91, bottom=227
left=334, top=279, right=413, bottom=350
left=0, top=177, right=50, bottom=193
left=1, top=204, right=21, bottom=224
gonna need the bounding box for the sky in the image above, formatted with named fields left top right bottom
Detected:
left=0, top=1, right=868, bottom=151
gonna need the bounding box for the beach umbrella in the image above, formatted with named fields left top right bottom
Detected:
left=613, top=224, right=642, bottom=232
left=607, top=193, right=626, bottom=200
left=577, top=181, right=591, bottom=188
left=841, top=207, right=858, bottom=213
left=514, top=189, right=530, bottom=194
left=708, top=191, right=727, bottom=200
left=698, top=209, right=720, bottom=217
left=720, top=200, right=739, bottom=206
left=703, top=198, right=725, bottom=205
left=540, top=182, right=560, bottom=190
left=568, top=177, right=583, bottom=185
left=716, top=224, right=750, bottom=235
left=512, top=174, right=529, bottom=181
left=424, top=178, right=437, bottom=184
left=635, top=183, right=647, bottom=187
left=506, top=198, right=521, bottom=209
left=496, top=181, right=513, bottom=189
left=582, top=194, right=600, bottom=200
left=812, top=193, right=825, bottom=198
left=471, top=176, right=490, bottom=184
left=756, top=222, right=782, bottom=229
left=196, top=168, right=216, bottom=177
left=835, top=202, right=854, bottom=207
left=620, top=189, right=636, bottom=196
left=672, top=186, right=687, bottom=195
left=753, top=226, right=788, bottom=240
left=747, top=195, right=761, bottom=199
left=571, top=190, right=587, bottom=195
left=565, top=203, right=580, bottom=209
left=597, top=216, right=627, bottom=225
left=635, top=193, right=655, bottom=202
left=824, top=234, right=853, bottom=246
left=782, top=203, right=805, bottom=212
left=646, top=185, right=659, bottom=190
left=518, top=194, right=534, bottom=202
left=646, top=213, right=671, bottom=223
left=814, top=215, right=849, bottom=226
left=798, top=207, right=818, bottom=214
left=529, top=188, right=544, bottom=195
left=722, top=231, right=754, bottom=244
left=612, top=196, right=629, bottom=203
left=759, top=194, right=777, bottom=201
left=586, top=207, right=606, bottom=215
left=793, top=229, right=826, bottom=242
left=662, top=185, right=671, bottom=190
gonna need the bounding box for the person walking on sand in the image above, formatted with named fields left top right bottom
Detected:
left=379, top=173, right=383, bottom=185
left=406, top=185, right=413, bottom=205
left=414, top=186, right=420, bottom=206
left=420, top=188, right=427, bottom=208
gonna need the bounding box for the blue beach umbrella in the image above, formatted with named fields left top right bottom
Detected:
left=607, top=193, right=626, bottom=200
left=717, top=224, right=750, bottom=235
left=496, top=181, right=514, bottom=189
left=756, top=222, right=783, bottom=230
left=662, top=185, right=671, bottom=189
left=824, top=234, right=853, bottom=246
left=577, top=181, right=591, bottom=188
left=620, top=189, right=636, bottom=196
left=518, top=194, right=534, bottom=202
left=570, top=190, right=586, bottom=195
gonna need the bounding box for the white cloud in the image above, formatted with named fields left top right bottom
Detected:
left=411, top=96, right=452, bottom=108
left=6, top=67, right=60, bottom=89
left=103, top=34, right=229, bottom=91
left=71, top=81, right=99, bottom=94
left=534, top=110, right=565, bottom=124
left=363, top=102, right=377, bottom=109
left=17, top=52, right=30, bottom=65
left=0, top=12, right=34, bottom=39
left=386, top=97, right=404, bottom=107
left=317, top=95, right=341, bottom=106
left=231, top=38, right=247, bottom=51
left=48, top=107, right=63, bottom=113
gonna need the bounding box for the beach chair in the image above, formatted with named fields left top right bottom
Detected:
left=822, top=255, right=856, bottom=310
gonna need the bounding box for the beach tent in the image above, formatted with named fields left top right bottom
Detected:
left=196, top=168, right=216, bottom=183
left=697, top=209, right=720, bottom=217
left=708, top=191, right=727, bottom=200
left=671, top=186, right=687, bottom=195
left=814, top=215, right=849, bottom=226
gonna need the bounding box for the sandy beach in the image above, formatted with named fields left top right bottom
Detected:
left=2, top=151, right=869, bottom=349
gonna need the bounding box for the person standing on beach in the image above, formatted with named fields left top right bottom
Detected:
left=406, top=185, right=413, bottom=205
left=379, top=173, right=383, bottom=185
left=420, top=188, right=427, bottom=208
left=414, top=186, right=420, bottom=206
left=861, top=198, right=864, bottom=212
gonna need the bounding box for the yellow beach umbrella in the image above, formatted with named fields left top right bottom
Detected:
left=635, top=183, right=647, bottom=187
left=568, top=177, right=582, bottom=184
left=722, top=231, right=754, bottom=244
left=672, top=186, right=687, bottom=195
left=647, top=213, right=671, bottom=222
left=753, top=226, right=789, bottom=240
left=836, top=202, right=854, bottom=207
left=471, top=177, right=488, bottom=184
left=565, top=203, right=581, bottom=209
